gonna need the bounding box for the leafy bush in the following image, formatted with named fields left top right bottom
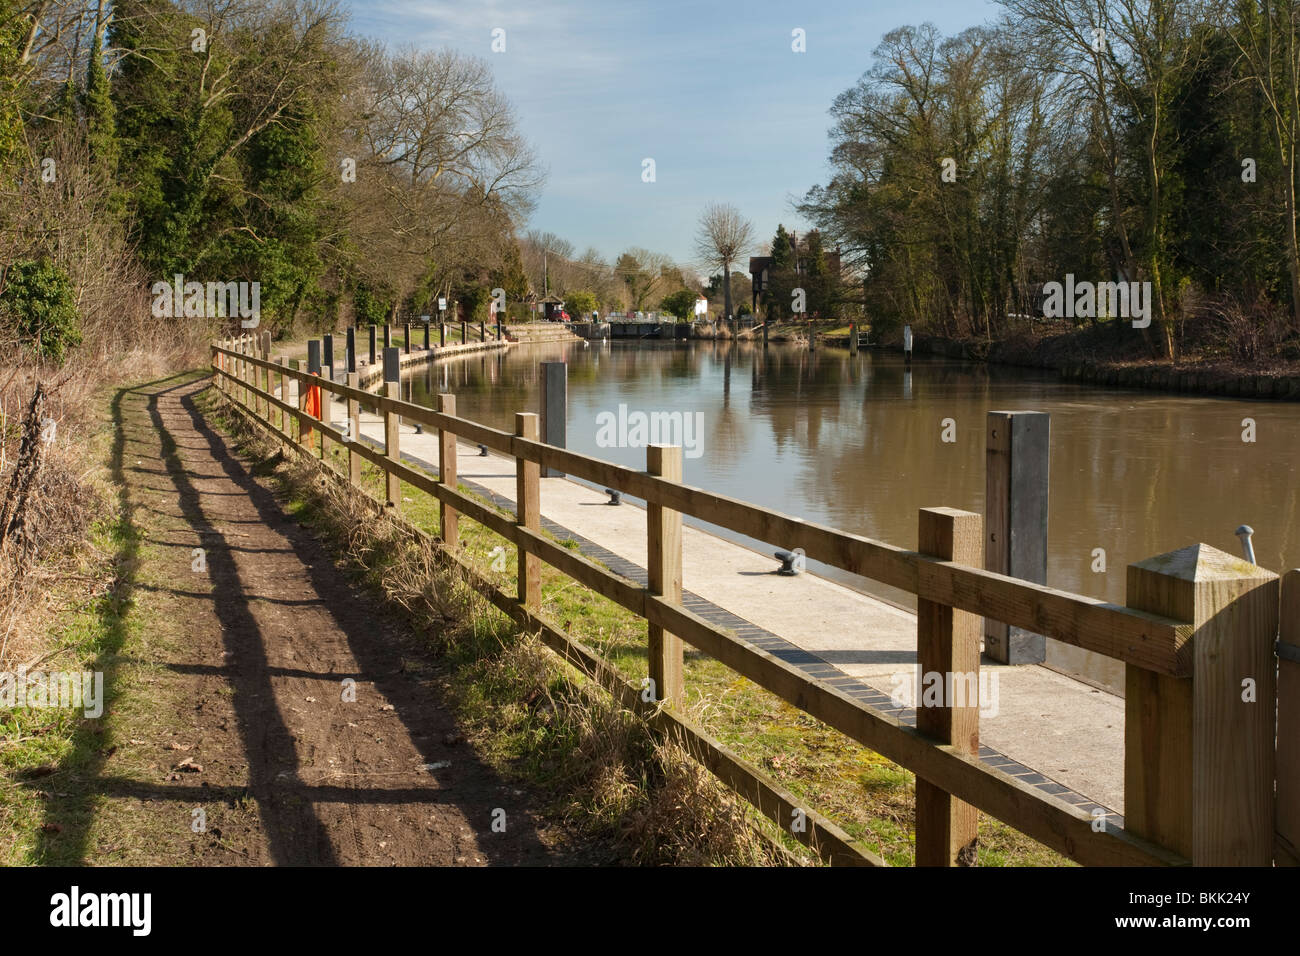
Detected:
left=660, top=289, right=696, bottom=322
left=1, top=259, right=82, bottom=362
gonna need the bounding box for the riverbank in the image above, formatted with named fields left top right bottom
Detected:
left=904, top=321, right=1300, bottom=400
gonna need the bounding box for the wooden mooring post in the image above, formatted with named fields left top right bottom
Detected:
left=915, top=507, right=982, bottom=866
left=368, top=324, right=377, bottom=366
left=984, top=411, right=1049, bottom=664
left=539, top=361, right=567, bottom=478
left=647, top=444, right=684, bottom=706
left=1125, top=545, right=1278, bottom=865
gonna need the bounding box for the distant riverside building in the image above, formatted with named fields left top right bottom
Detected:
left=748, top=231, right=842, bottom=315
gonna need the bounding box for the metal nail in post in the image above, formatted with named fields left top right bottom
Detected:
left=1235, top=524, right=1256, bottom=565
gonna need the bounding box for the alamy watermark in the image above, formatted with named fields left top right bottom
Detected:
left=1, top=667, right=104, bottom=718
left=1041, top=274, right=1151, bottom=328
left=151, top=274, right=261, bottom=328
left=595, top=404, right=705, bottom=459
left=887, top=669, right=1000, bottom=719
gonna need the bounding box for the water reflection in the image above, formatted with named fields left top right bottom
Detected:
left=406, top=341, right=1300, bottom=687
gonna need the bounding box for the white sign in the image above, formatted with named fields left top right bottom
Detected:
left=903, top=325, right=913, bottom=351
left=438, top=297, right=447, bottom=311
left=694, top=297, right=708, bottom=316
left=420, top=314, right=430, bottom=323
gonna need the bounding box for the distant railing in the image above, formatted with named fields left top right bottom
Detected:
left=211, top=334, right=1294, bottom=867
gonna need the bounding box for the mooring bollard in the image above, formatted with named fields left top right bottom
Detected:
left=383, top=346, right=401, bottom=511
left=369, top=324, right=377, bottom=366
left=439, top=322, right=446, bottom=347
left=383, top=323, right=392, bottom=351
left=346, top=327, right=357, bottom=375
left=539, top=361, right=567, bottom=478
left=423, top=320, right=430, bottom=351
left=984, top=411, right=1049, bottom=665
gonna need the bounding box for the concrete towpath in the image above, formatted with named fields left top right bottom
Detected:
left=294, top=381, right=1127, bottom=817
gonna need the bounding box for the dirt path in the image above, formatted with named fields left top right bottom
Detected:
left=78, top=372, right=584, bottom=865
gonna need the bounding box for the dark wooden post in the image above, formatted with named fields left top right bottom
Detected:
left=423, top=320, right=430, bottom=350
left=403, top=322, right=411, bottom=354
left=647, top=444, right=684, bottom=706
left=914, top=507, right=983, bottom=866
left=439, top=322, right=446, bottom=347
left=539, top=361, right=567, bottom=478
left=437, top=393, right=458, bottom=550
left=368, top=324, right=377, bottom=366
left=323, top=333, right=334, bottom=381
left=984, top=411, right=1049, bottom=664
left=383, top=323, right=392, bottom=351
left=346, top=326, right=357, bottom=375
left=515, top=412, right=540, bottom=610
left=1125, top=544, right=1278, bottom=865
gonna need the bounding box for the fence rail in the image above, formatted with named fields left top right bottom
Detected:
left=210, top=336, right=1294, bottom=867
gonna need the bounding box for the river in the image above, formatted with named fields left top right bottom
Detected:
left=404, top=339, right=1300, bottom=691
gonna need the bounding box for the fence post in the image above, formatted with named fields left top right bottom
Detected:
left=438, top=394, right=459, bottom=549
left=984, top=411, right=1049, bottom=665
left=260, top=333, right=271, bottom=418
left=440, top=322, right=446, bottom=347
left=346, top=326, right=356, bottom=375
left=346, top=371, right=361, bottom=487
left=423, top=320, right=430, bottom=351
left=403, top=322, right=410, bottom=354
left=647, top=444, right=684, bottom=706
left=539, top=361, right=567, bottom=478
left=383, top=346, right=401, bottom=511
left=915, top=506, right=983, bottom=866
left=275, top=357, right=288, bottom=438
left=1125, top=544, right=1278, bottom=865
left=514, top=412, right=540, bottom=610
left=1277, top=570, right=1300, bottom=865
left=461, top=320, right=467, bottom=344
left=384, top=323, right=392, bottom=351
left=369, top=324, right=377, bottom=366
left=323, top=333, right=334, bottom=381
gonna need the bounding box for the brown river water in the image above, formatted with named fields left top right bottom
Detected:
left=405, top=339, right=1299, bottom=691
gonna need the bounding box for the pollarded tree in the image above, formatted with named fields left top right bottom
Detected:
left=694, top=202, right=754, bottom=322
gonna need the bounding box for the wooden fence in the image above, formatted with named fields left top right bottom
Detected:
left=211, top=336, right=1296, bottom=867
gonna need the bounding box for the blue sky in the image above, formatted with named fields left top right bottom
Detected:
left=345, top=0, right=998, bottom=272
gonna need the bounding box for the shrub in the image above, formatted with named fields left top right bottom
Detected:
left=1, top=259, right=82, bottom=363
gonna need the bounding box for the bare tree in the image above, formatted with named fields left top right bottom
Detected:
left=694, top=202, right=754, bottom=322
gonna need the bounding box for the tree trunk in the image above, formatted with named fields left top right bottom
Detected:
left=723, top=263, right=732, bottom=322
